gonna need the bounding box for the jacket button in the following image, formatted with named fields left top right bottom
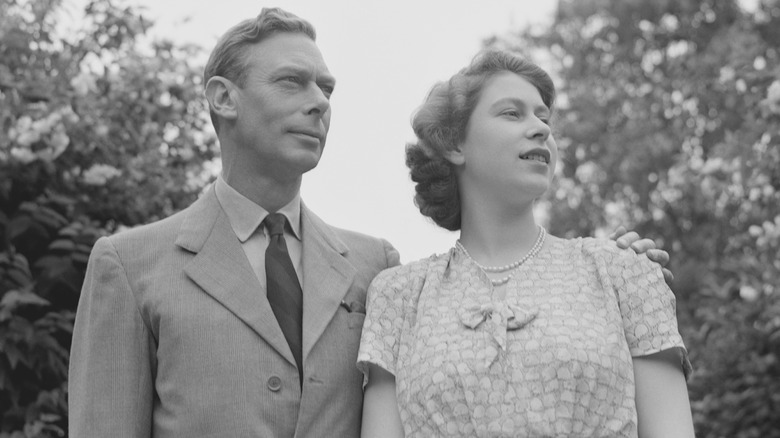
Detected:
left=267, top=376, right=282, bottom=392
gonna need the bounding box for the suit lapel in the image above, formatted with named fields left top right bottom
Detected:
left=177, top=186, right=296, bottom=366
left=300, top=204, right=356, bottom=362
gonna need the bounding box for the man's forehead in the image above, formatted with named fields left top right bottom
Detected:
left=249, top=34, right=332, bottom=75
left=273, top=54, right=330, bottom=71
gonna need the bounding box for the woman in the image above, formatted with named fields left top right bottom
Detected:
left=357, top=50, right=694, bottom=437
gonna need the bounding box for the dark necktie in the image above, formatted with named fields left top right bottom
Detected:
left=263, top=213, right=303, bottom=385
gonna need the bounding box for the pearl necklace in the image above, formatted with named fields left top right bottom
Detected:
left=456, top=227, right=546, bottom=286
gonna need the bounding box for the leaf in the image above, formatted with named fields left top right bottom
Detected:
left=32, top=205, right=68, bottom=230
left=33, top=254, right=71, bottom=274
left=0, top=290, right=50, bottom=310
left=10, top=254, right=30, bottom=272
left=3, top=266, right=32, bottom=288
left=75, top=242, right=95, bottom=254
left=36, top=310, right=75, bottom=334
left=57, top=223, right=83, bottom=237
left=3, top=343, right=22, bottom=370
left=39, top=413, right=61, bottom=423
left=6, top=215, right=32, bottom=241
left=0, top=362, right=7, bottom=391
left=71, top=251, right=92, bottom=265
left=18, top=202, right=37, bottom=215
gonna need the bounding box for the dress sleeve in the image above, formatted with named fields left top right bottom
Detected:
left=356, top=265, right=411, bottom=383
left=606, top=246, right=693, bottom=378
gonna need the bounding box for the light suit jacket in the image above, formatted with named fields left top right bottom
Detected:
left=68, top=185, right=400, bottom=437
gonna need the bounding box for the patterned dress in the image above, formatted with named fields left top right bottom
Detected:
left=357, top=236, right=691, bottom=437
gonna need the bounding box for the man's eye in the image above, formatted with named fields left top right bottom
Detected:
left=282, top=76, right=301, bottom=84
left=320, top=85, right=334, bottom=96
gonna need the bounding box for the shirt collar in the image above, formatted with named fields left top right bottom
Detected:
left=214, top=175, right=302, bottom=243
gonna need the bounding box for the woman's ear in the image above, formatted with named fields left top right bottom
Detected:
left=444, top=146, right=466, bottom=166
left=205, top=76, right=239, bottom=121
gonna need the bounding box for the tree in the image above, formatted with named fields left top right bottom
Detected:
left=0, top=0, right=218, bottom=435
left=490, top=0, right=780, bottom=435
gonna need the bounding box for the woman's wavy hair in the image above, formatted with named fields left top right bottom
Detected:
left=203, top=7, right=316, bottom=133
left=405, top=50, right=556, bottom=231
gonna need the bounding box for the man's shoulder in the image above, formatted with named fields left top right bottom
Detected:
left=109, top=186, right=218, bottom=247
left=328, top=224, right=399, bottom=265
left=113, top=209, right=184, bottom=238
left=328, top=224, right=384, bottom=246
left=305, top=213, right=400, bottom=271
left=106, top=204, right=193, bottom=251
left=302, top=207, right=392, bottom=251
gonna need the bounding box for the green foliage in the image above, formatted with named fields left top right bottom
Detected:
left=491, top=0, right=780, bottom=435
left=0, top=0, right=218, bottom=435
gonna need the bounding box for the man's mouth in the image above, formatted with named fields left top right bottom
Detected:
left=290, top=130, right=323, bottom=141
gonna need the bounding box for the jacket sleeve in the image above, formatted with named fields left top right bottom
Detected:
left=68, top=236, right=156, bottom=437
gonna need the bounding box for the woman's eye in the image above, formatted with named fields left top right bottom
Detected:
left=502, top=110, right=520, bottom=118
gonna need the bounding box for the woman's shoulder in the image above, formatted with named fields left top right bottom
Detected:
left=551, top=235, right=634, bottom=259
left=370, top=251, right=451, bottom=293
left=542, top=235, right=651, bottom=276
left=365, top=252, right=452, bottom=319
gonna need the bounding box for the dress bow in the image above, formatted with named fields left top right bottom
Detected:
left=458, top=302, right=537, bottom=368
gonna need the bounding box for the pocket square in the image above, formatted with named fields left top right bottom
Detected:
left=340, top=300, right=366, bottom=314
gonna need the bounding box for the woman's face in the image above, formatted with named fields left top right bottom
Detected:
left=454, top=71, right=558, bottom=203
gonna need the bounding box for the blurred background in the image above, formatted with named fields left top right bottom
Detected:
left=1, top=0, right=779, bottom=436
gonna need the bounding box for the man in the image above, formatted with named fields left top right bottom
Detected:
left=68, top=7, right=671, bottom=438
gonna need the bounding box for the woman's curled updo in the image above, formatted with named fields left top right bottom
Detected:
left=405, top=50, right=556, bottom=231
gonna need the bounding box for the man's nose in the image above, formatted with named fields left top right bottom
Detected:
left=305, top=84, right=330, bottom=116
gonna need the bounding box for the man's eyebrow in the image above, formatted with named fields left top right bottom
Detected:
left=271, top=65, right=335, bottom=85
left=271, top=65, right=308, bottom=76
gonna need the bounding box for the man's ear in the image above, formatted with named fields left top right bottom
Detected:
left=444, top=145, right=466, bottom=166
left=205, top=76, right=239, bottom=121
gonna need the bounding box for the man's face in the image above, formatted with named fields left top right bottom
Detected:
left=232, top=32, right=335, bottom=182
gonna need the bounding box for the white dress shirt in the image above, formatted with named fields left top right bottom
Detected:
left=214, top=176, right=303, bottom=290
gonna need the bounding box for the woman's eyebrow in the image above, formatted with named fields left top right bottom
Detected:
left=492, top=98, right=550, bottom=115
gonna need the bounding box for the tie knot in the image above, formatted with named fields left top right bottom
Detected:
left=264, top=213, right=287, bottom=237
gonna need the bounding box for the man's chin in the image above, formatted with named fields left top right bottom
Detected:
left=294, top=154, right=323, bottom=174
